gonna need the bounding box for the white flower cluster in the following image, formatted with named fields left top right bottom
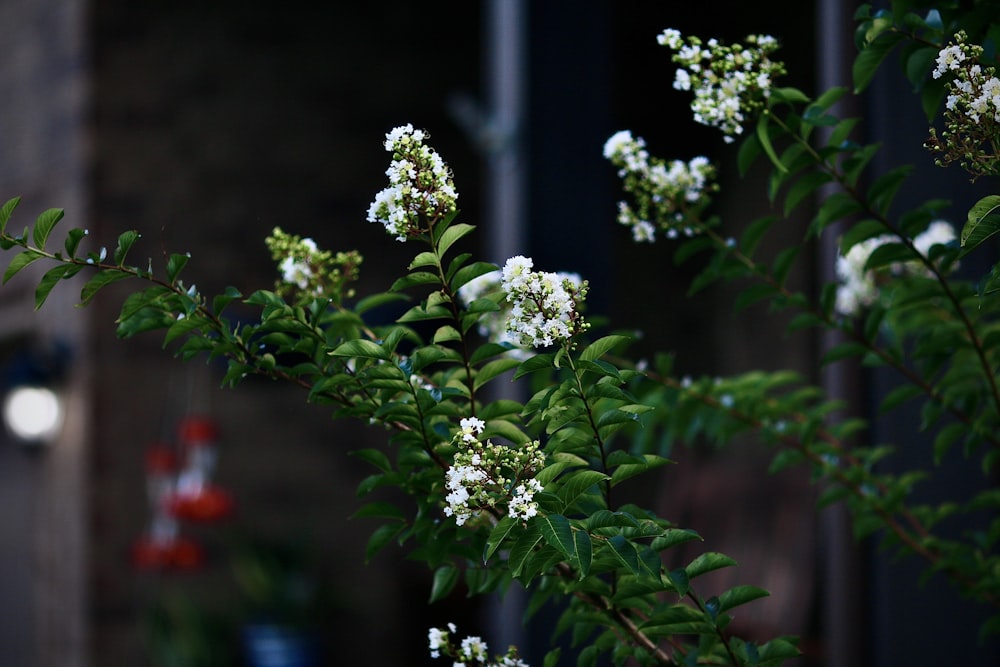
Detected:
left=500, top=256, right=588, bottom=348
left=603, top=130, right=715, bottom=242
left=658, top=29, right=784, bottom=142
left=835, top=221, right=957, bottom=317
left=458, top=269, right=582, bottom=358
left=428, top=623, right=528, bottom=667
left=508, top=478, right=543, bottom=521
left=926, top=32, right=1000, bottom=179
left=279, top=237, right=318, bottom=290
left=934, top=37, right=1000, bottom=123
left=367, top=124, right=458, bottom=241
left=442, top=416, right=545, bottom=527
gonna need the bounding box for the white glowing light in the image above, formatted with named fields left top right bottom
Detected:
left=3, top=386, right=63, bottom=442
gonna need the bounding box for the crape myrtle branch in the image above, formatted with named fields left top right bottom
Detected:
left=633, top=363, right=999, bottom=608
left=762, top=110, right=1000, bottom=419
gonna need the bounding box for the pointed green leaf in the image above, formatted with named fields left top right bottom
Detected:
left=408, top=251, right=439, bottom=270
left=580, top=334, right=631, bottom=362
left=718, top=584, right=770, bottom=612
left=756, top=113, right=787, bottom=174
left=350, top=448, right=392, bottom=475
left=64, top=228, right=88, bottom=258
left=513, top=353, right=554, bottom=380
left=429, top=563, right=460, bottom=603
left=437, top=222, right=476, bottom=258
left=0, top=197, right=21, bottom=234
left=80, top=270, right=132, bottom=306
left=351, top=501, right=405, bottom=521
left=113, top=230, right=140, bottom=266
left=537, top=513, right=575, bottom=558
left=961, top=195, right=1000, bottom=256
left=364, top=523, right=403, bottom=562
left=484, top=516, right=518, bottom=562
left=329, top=339, right=389, bottom=360
left=32, top=208, right=64, bottom=250
left=3, top=249, right=44, bottom=285
left=433, top=325, right=462, bottom=344
left=685, top=552, right=737, bottom=579
left=166, top=252, right=190, bottom=285
left=34, top=264, right=72, bottom=309
left=555, top=470, right=609, bottom=511
left=473, top=357, right=520, bottom=391
left=508, top=524, right=543, bottom=579
left=573, top=530, right=592, bottom=577
left=608, top=534, right=641, bottom=575
left=853, top=33, right=905, bottom=93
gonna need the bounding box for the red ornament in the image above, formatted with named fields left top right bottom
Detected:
left=166, top=485, right=235, bottom=522
left=131, top=534, right=205, bottom=570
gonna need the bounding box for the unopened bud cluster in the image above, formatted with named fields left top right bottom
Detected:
left=443, top=417, right=545, bottom=526
left=265, top=227, right=362, bottom=305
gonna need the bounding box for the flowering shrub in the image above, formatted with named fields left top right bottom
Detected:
left=3, top=2, right=1000, bottom=665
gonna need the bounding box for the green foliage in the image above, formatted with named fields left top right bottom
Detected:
left=5, top=4, right=1000, bottom=665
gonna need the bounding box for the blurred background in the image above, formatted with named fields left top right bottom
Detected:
left=0, top=1, right=996, bottom=666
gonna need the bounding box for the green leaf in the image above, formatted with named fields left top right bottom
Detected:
left=64, top=228, right=87, bottom=258
left=166, top=252, right=190, bottom=285
left=2, top=249, right=44, bottom=285
left=556, top=470, right=609, bottom=511
left=473, top=357, right=521, bottom=391
left=756, top=113, right=787, bottom=173
left=355, top=291, right=408, bottom=315
left=864, top=242, right=912, bottom=270
left=737, top=132, right=762, bottom=176
left=685, top=552, right=737, bottom=579
left=34, top=264, right=78, bottom=310
left=163, top=315, right=210, bottom=347
left=537, top=514, right=575, bottom=559
left=961, top=195, right=1000, bottom=256
left=853, top=32, right=905, bottom=93
left=32, top=208, right=64, bottom=250
left=867, top=165, right=913, bottom=216
left=769, top=86, right=811, bottom=105
left=113, top=230, right=140, bottom=266
left=450, top=261, right=498, bottom=293
left=580, top=334, right=631, bottom=362
left=408, top=251, right=439, bottom=270
left=365, top=523, right=403, bottom=562
left=437, top=222, right=476, bottom=258
left=717, top=585, right=770, bottom=612
left=429, top=563, right=460, bottom=603
left=607, top=535, right=640, bottom=575
left=784, top=171, right=832, bottom=217
left=80, top=269, right=133, bottom=305
left=0, top=197, right=21, bottom=234
left=349, top=448, right=393, bottom=473
left=508, top=524, right=544, bottom=579
left=433, top=325, right=462, bottom=344
left=351, top=501, right=405, bottom=521
left=329, top=339, right=389, bottom=360
left=484, top=516, right=517, bottom=562
left=573, top=530, right=592, bottom=577
left=513, top=353, right=553, bottom=380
